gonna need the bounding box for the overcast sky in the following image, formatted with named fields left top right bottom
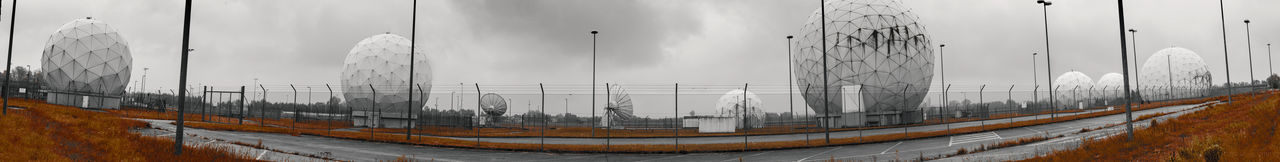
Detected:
left=0, top=0, right=1275, bottom=116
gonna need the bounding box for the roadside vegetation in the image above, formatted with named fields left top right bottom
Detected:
left=0, top=98, right=261, bottom=161
left=163, top=94, right=1231, bottom=153
left=1024, top=91, right=1279, bottom=161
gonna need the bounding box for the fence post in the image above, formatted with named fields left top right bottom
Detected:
left=202, top=86, right=208, bottom=122
left=540, top=83, right=546, bottom=151
left=290, top=84, right=298, bottom=131
left=903, top=84, right=909, bottom=140
left=259, top=85, right=268, bottom=126
left=474, top=83, right=480, bottom=146
left=743, top=83, right=749, bottom=151
left=674, top=83, right=679, bottom=152
left=944, top=84, right=951, bottom=136
left=979, top=84, right=986, bottom=131
left=240, top=86, right=245, bottom=125
left=605, top=83, right=611, bottom=152
left=369, top=84, right=376, bottom=141
left=326, top=84, right=334, bottom=136
left=1008, top=85, right=1015, bottom=125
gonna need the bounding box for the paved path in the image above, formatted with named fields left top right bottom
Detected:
left=139, top=102, right=1209, bottom=161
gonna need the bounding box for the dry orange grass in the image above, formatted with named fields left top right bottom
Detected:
left=1024, top=92, right=1280, bottom=161
left=0, top=98, right=262, bottom=161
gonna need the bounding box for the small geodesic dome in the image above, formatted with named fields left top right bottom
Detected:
left=340, top=33, right=432, bottom=111
left=1139, top=47, right=1211, bottom=100
left=1095, top=73, right=1125, bottom=99
left=41, top=18, right=132, bottom=109
left=42, top=18, right=132, bottom=95
left=717, top=89, right=765, bottom=128
left=1053, top=71, right=1093, bottom=108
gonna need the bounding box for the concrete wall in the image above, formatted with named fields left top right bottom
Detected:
left=696, top=117, right=737, bottom=133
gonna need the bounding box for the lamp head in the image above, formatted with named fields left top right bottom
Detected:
left=591, top=31, right=598, bottom=34
left=786, top=35, right=793, bottom=39
left=1037, top=0, right=1051, bottom=5
left=1128, top=29, right=1136, bottom=32
left=940, top=44, right=946, bottom=47
left=1244, top=20, right=1250, bottom=23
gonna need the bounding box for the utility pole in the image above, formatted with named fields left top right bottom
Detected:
left=174, top=0, right=193, bottom=155
left=1217, top=0, right=1233, bottom=103
left=407, top=0, right=418, bottom=141
left=0, top=0, right=16, bottom=116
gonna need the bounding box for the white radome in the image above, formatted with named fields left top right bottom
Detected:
left=1139, top=47, right=1211, bottom=100
left=793, top=0, right=933, bottom=115
left=1095, top=73, right=1125, bottom=99
left=340, top=33, right=432, bottom=110
left=42, top=18, right=132, bottom=95
left=717, top=89, right=765, bottom=128
left=1053, top=71, right=1093, bottom=108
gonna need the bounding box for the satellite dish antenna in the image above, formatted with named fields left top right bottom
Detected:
left=480, top=93, right=508, bottom=117
left=604, top=84, right=634, bottom=125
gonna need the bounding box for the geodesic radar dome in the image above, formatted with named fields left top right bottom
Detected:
left=1095, top=73, right=1125, bottom=99
left=340, top=34, right=432, bottom=109
left=794, top=0, right=933, bottom=115
left=480, top=93, right=508, bottom=117
left=717, top=89, right=765, bottom=128
left=1053, top=71, right=1093, bottom=107
left=41, top=18, right=132, bottom=95
left=1139, top=47, right=1211, bottom=99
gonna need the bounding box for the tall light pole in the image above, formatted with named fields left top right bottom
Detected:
left=1037, top=0, right=1056, bottom=120
left=1, top=0, right=16, bottom=116
left=1269, top=43, right=1273, bottom=76
left=174, top=0, right=194, bottom=155
left=1244, top=19, right=1254, bottom=84
left=407, top=0, right=418, bottom=141
left=590, top=30, right=598, bottom=137
left=1217, top=0, right=1233, bottom=103
left=1032, top=53, right=1037, bottom=110
left=787, top=35, right=794, bottom=128
left=1115, top=0, right=1135, bottom=141
left=819, top=0, right=830, bottom=144
left=940, top=44, right=947, bottom=126
left=1128, top=29, right=1142, bottom=102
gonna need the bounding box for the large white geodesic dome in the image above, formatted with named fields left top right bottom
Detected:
left=41, top=18, right=131, bottom=95
left=340, top=33, right=432, bottom=110
left=1095, top=73, right=1125, bottom=99
left=1139, top=47, right=1211, bottom=100
left=717, top=89, right=765, bottom=128
left=1053, top=71, right=1092, bottom=108
left=793, top=0, right=933, bottom=115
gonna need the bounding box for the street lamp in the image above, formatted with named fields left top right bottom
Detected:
left=590, top=30, right=598, bottom=137
left=407, top=0, right=418, bottom=141
left=786, top=35, right=794, bottom=130
left=1032, top=53, right=1037, bottom=111
left=1128, top=29, right=1142, bottom=103
left=940, top=44, right=947, bottom=126
left=1217, top=0, right=1233, bottom=103
left=1244, top=19, right=1254, bottom=84
left=1037, top=0, right=1056, bottom=120
left=1269, top=43, right=1273, bottom=76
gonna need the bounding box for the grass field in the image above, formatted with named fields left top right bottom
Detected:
left=1023, top=91, right=1280, bottom=161
left=0, top=98, right=261, bottom=161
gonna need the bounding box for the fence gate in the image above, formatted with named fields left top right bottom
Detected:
left=202, top=86, right=246, bottom=125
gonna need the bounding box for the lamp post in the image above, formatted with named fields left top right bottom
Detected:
left=940, top=44, right=947, bottom=127
left=1128, top=29, right=1142, bottom=103
left=1269, top=43, right=1273, bottom=76
left=588, top=30, right=599, bottom=136
left=407, top=0, right=418, bottom=141
left=1245, top=20, right=1255, bottom=84
left=1217, top=0, right=1233, bottom=103
left=787, top=35, right=794, bottom=132
left=1037, top=0, right=1056, bottom=120
left=819, top=0, right=831, bottom=144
